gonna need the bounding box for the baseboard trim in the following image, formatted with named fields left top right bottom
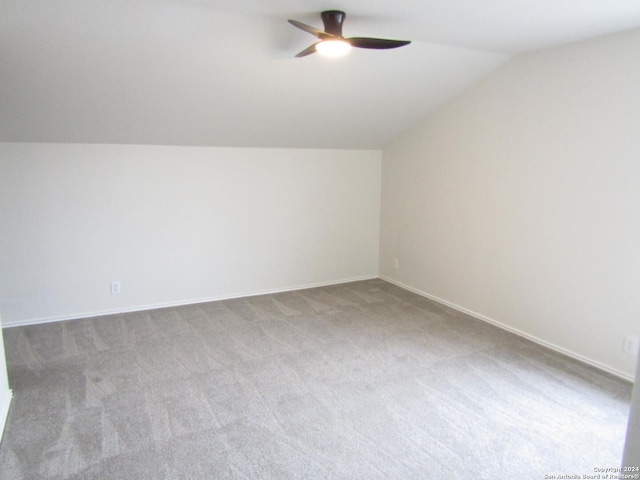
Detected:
left=2, top=275, right=378, bottom=329
left=0, top=388, right=12, bottom=443
left=5, top=274, right=632, bottom=382
left=379, top=275, right=634, bottom=383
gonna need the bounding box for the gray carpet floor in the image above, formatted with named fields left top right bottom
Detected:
left=0, top=279, right=632, bottom=479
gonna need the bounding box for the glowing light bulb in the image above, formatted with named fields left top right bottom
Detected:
left=316, top=40, right=351, bottom=57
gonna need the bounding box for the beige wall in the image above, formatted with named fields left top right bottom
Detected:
left=380, top=28, right=640, bottom=379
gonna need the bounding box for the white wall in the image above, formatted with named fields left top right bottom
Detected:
left=623, top=352, right=640, bottom=467
left=380, top=28, right=640, bottom=379
left=0, top=143, right=381, bottom=326
left=0, top=315, right=12, bottom=441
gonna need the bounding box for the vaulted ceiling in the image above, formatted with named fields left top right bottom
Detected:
left=2, top=0, right=640, bottom=149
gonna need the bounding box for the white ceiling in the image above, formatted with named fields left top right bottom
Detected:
left=2, top=0, right=640, bottom=149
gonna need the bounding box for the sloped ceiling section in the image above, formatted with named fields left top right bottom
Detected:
left=1, top=0, right=640, bottom=149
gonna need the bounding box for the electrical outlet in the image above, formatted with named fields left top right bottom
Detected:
left=623, top=335, right=639, bottom=355
left=393, top=258, right=399, bottom=270
left=110, top=281, right=121, bottom=295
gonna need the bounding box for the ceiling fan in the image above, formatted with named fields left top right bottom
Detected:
left=288, top=10, right=411, bottom=58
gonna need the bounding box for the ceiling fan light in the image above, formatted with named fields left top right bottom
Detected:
left=316, top=40, right=351, bottom=57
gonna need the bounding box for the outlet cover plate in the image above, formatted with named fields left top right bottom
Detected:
left=623, top=335, right=639, bottom=355
left=110, top=281, right=121, bottom=295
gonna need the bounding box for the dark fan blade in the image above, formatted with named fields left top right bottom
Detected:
left=295, top=42, right=319, bottom=58
left=288, top=20, right=336, bottom=40
left=347, top=37, right=411, bottom=49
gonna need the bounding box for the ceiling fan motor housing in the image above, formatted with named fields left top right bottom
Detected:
left=321, top=10, right=346, bottom=37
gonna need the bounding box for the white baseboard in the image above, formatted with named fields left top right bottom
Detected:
left=0, top=388, right=12, bottom=443
left=4, top=273, right=632, bottom=382
left=2, top=275, right=378, bottom=329
left=380, top=275, right=634, bottom=383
